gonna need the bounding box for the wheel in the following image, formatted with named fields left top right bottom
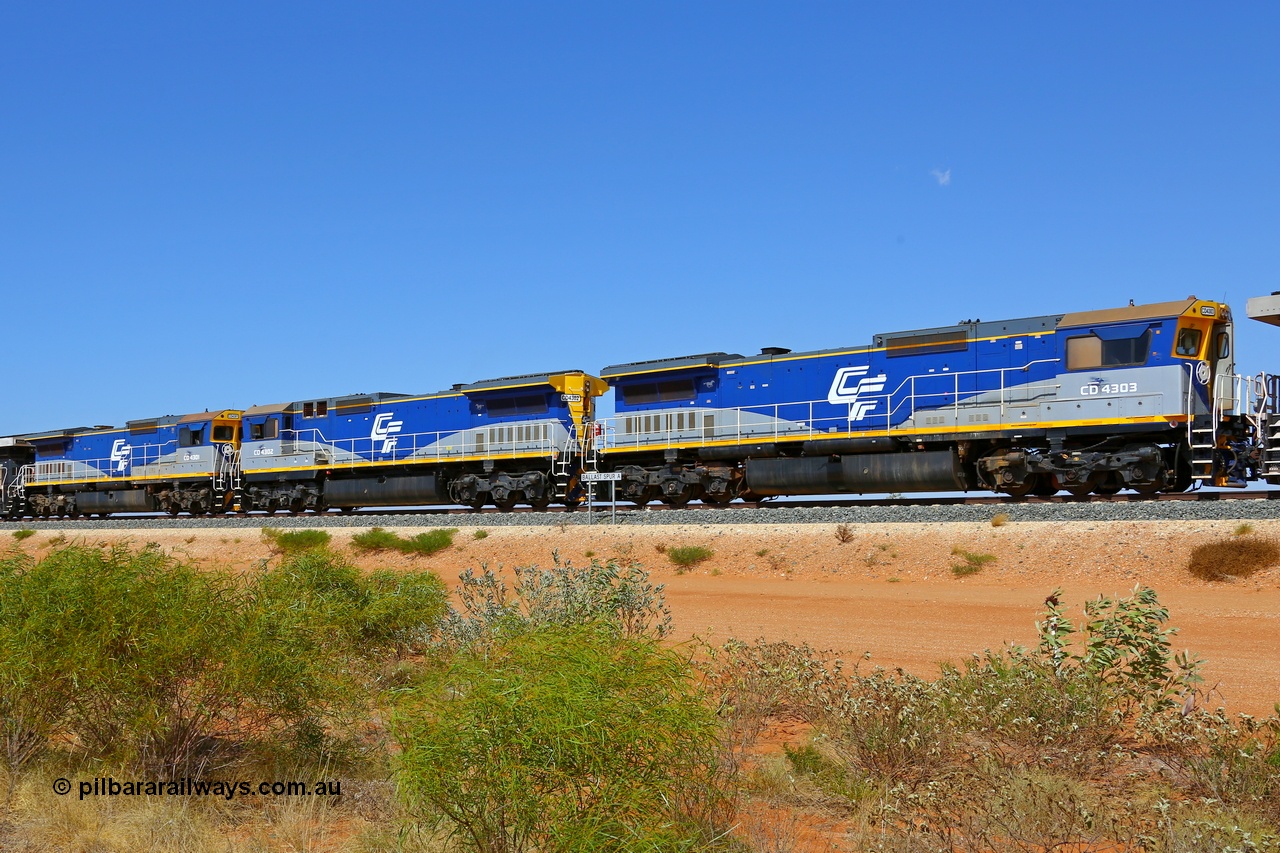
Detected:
left=1164, top=455, right=1194, bottom=492
left=1132, top=472, right=1166, bottom=496
left=493, top=494, right=518, bottom=512
left=626, top=486, right=660, bottom=507
left=339, top=506, right=357, bottom=514
left=702, top=491, right=733, bottom=505
left=662, top=492, right=693, bottom=507
left=1031, top=476, right=1059, bottom=496
left=999, top=474, right=1040, bottom=499
left=1093, top=473, right=1123, bottom=496
left=528, top=494, right=552, bottom=511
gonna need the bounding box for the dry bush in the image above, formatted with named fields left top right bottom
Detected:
left=1187, top=536, right=1280, bottom=581
left=990, top=512, right=1009, bottom=527
left=834, top=524, right=855, bottom=544
left=8, top=769, right=226, bottom=853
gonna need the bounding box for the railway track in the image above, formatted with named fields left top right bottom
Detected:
left=5, top=487, right=1280, bottom=524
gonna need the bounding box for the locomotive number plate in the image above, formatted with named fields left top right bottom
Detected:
left=1079, top=382, right=1137, bottom=395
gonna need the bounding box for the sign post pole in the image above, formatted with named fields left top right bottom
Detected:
left=580, top=472, right=622, bottom=525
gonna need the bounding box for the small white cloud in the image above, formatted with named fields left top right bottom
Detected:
left=931, top=168, right=951, bottom=186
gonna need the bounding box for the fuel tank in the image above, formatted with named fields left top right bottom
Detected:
left=745, top=450, right=968, bottom=495
left=76, top=489, right=157, bottom=514
left=323, top=475, right=444, bottom=507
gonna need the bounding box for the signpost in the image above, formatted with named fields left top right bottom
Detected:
left=580, top=470, right=621, bottom=524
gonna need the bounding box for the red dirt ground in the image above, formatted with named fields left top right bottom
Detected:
left=21, top=516, right=1280, bottom=715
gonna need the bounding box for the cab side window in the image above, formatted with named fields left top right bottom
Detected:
left=1175, top=328, right=1202, bottom=357
left=1066, top=329, right=1152, bottom=370
left=248, top=418, right=279, bottom=441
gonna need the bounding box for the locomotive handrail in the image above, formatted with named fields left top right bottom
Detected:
left=7, top=465, right=32, bottom=498
left=596, top=357, right=1272, bottom=452
left=599, top=357, right=1066, bottom=448
left=21, top=438, right=184, bottom=485
left=275, top=424, right=561, bottom=467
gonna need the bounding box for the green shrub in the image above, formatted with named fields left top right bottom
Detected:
left=0, top=544, right=439, bottom=778
left=253, top=549, right=446, bottom=654
left=1035, top=585, right=1202, bottom=712
left=350, top=526, right=456, bottom=556
left=0, top=544, right=356, bottom=775
left=668, top=545, right=713, bottom=568
left=10, top=530, right=34, bottom=542
left=393, top=624, right=728, bottom=851
left=350, top=527, right=402, bottom=552
left=400, top=529, right=456, bottom=556
left=1141, top=707, right=1280, bottom=825
left=361, top=570, right=450, bottom=653
left=937, top=650, right=1127, bottom=770
left=261, top=527, right=331, bottom=555
left=472, top=529, right=488, bottom=540
left=440, top=556, right=672, bottom=651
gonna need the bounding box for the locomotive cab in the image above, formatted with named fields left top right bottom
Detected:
left=1168, top=301, right=1235, bottom=414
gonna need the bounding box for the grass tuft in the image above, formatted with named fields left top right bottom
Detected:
left=12, top=529, right=35, bottom=541
left=667, top=545, right=713, bottom=568
left=350, top=527, right=401, bottom=551
left=834, top=523, right=855, bottom=544
left=351, top=526, right=456, bottom=556
left=401, top=529, right=457, bottom=556
left=472, top=529, right=489, bottom=540
left=261, top=527, right=331, bottom=555
left=951, top=546, right=996, bottom=576
left=1233, top=522, right=1255, bottom=537
left=991, top=512, right=1009, bottom=527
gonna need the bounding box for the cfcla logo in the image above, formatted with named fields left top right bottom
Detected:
left=827, top=366, right=888, bottom=422
left=371, top=412, right=404, bottom=454
left=109, top=439, right=132, bottom=472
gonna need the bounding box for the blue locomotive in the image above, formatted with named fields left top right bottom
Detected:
left=1, top=410, right=244, bottom=517
left=237, top=371, right=607, bottom=513
left=2, top=372, right=608, bottom=517
left=596, top=297, right=1275, bottom=503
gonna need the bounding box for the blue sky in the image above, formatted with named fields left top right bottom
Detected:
left=2, top=3, right=1277, bottom=434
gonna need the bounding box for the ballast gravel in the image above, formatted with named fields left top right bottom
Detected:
left=7, top=493, right=1279, bottom=531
